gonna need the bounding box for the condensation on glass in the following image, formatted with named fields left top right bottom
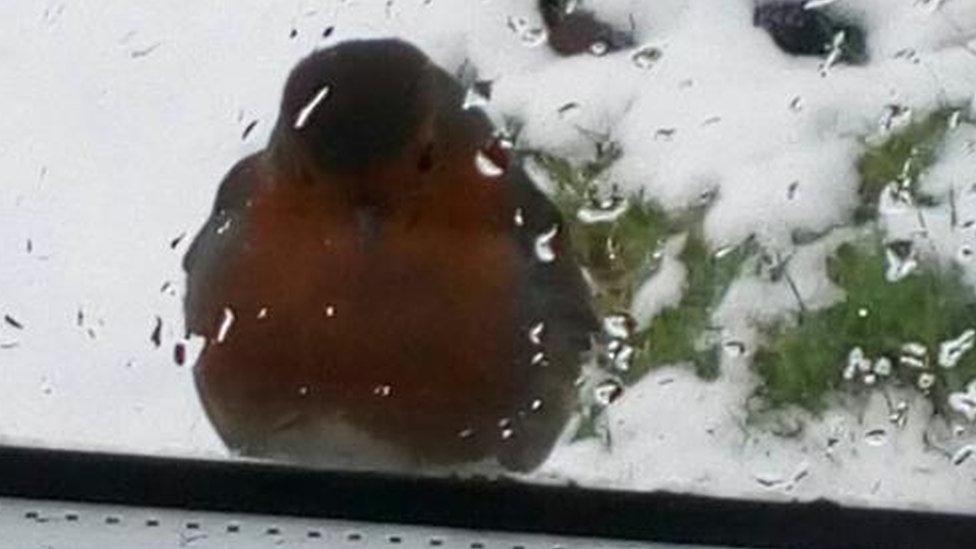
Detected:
left=1, top=0, right=975, bottom=516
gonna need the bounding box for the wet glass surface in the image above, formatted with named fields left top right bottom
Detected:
left=2, top=0, right=976, bottom=515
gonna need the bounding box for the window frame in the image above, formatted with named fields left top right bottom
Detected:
left=0, top=444, right=972, bottom=547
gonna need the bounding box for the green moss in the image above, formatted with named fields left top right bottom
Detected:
left=532, top=148, right=753, bottom=383
left=531, top=149, right=672, bottom=313
left=753, top=238, right=976, bottom=413
left=629, top=230, right=755, bottom=381
left=855, top=108, right=954, bottom=222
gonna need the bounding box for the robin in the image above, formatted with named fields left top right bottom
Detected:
left=183, top=39, right=597, bottom=474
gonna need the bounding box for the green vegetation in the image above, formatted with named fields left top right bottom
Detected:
left=753, top=239, right=976, bottom=414
left=854, top=108, right=954, bottom=222
left=533, top=106, right=975, bottom=422
left=531, top=147, right=671, bottom=314
left=752, top=107, right=975, bottom=415
left=629, top=231, right=754, bottom=381
left=530, top=146, right=752, bottom=383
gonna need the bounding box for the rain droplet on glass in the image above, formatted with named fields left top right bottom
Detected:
left=513, top=207, right=525, bottom=227
left=952, top=444, right=975, bottom=466
left=531, top=351, right=549, bottom=367
left=939, top=329, right=975, bottom=368
left=507, top=16, right=548, bottom=48
left=577, top=195, right=628, bottom=224
left=594, top=379, right=624, bottom=406
left=528, top=321, right=545, bottom=345
left=294, top=85, right=331, bottom=130
left=631, top=45, right=662, bottom=69
left=864, top=428, right=888, bottom=446
left=534, top=225, right=559, bottom=263
left=602, top=313, right=635, bottom=340
left=474, top=149, right=505, bottom=178
left=216, top=307, right=235, bottom=344
left=462, top=86, right=490, bottom=111
left=917, top=372, right=936, bottom=390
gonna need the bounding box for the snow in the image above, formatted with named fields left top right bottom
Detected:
left=1, top=0, right=975, bottom=514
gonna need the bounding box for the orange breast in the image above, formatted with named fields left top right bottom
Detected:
left=193, top=160, right=521, bottom=466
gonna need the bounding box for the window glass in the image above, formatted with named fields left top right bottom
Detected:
left=2, top=0, right=975, bottom=514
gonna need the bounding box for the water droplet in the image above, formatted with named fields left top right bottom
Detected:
left=631, top=46, right=662, bottom=69
left=789, top=96, right=804, bottom=112
left=873, top=357, right=893, bottom=376
left=917, top=372, right=936, bottom=390
left=857, top=307, right=869, bottom=318
left=885, top=241, right=918, bottom=282
left=949, top=110, right=963, bottom=129
left=818, top=30, right=846, bottom=77
left=457, top=428, right=475, bottom=439
left=900, top=342, right=928, bottom=369
left=802, top=0, right=840, bottom=9
left=714, top=245, right=737, bottom=260
left=528, top=321, right=545, bottom=345
left=610, top=344, right=635, bottom=372
left=534, top=225, right=559, bottom=263
left=588, top=41, right=609, bottom=56
left=577, top=195, right=628, bottom=224
left=150, top=316, right=162, bottom=348
left=880, top=104, right=912, bottom=133
left=864, top=428, right=888, bottom=446
left=843, top=347, right=870, bottom=380
left=602, top=313, right=634, bottom=340
left=298, top=386, right=309, bottom=396
left=952, top=444, right=975, bottom=465
left=474, top=149, right=505, bottom=178
left=939, top=329, right=975, bottom=368
left=948, top=380, right=976, bottom=421
left=530, top=351, right=549, bottom=367
left=958, top=246, right=974, bottom=262
left=325, top=304, right=336, bottom=317
left=173, top=342, right=186, bottom=366
left=500, top=428, right=514, bottom=440
left=530, top=399, right=543, bottom=411
left=257, top=307, right=269, bottom=319
left=723, top=340, right=747, bottom=356
left=507, top=16, right=547, bottom=48
left=373, top=384, right=392, bottom=397
left=216, top=307, right=235, bottom=344
left=557, top=102, right=581, bottom=120
left=462, top=85, right=490, bottom=111
left=215, top=218, right=232, bottom=235
left=594, top=379, right=624, bottom=406
left=513, top=208, right=525, bottom=227
left=293, top=85, right=331, bottom=130
left=889, top=400, right=909, bottom=426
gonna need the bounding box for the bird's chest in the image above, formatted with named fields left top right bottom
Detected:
left=223, top=203, right=520, bottom=389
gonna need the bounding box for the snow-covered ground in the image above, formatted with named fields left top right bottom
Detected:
left=1, top=0, right=975, bottom=514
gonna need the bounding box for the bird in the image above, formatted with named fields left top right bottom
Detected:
left=182, top=39, right=597, bottom=475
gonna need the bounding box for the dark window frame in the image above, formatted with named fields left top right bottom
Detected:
left=0, top=445, right=972, bottom=548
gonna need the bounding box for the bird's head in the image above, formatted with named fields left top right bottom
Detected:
left=268, top=39, right=443, bottom=204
